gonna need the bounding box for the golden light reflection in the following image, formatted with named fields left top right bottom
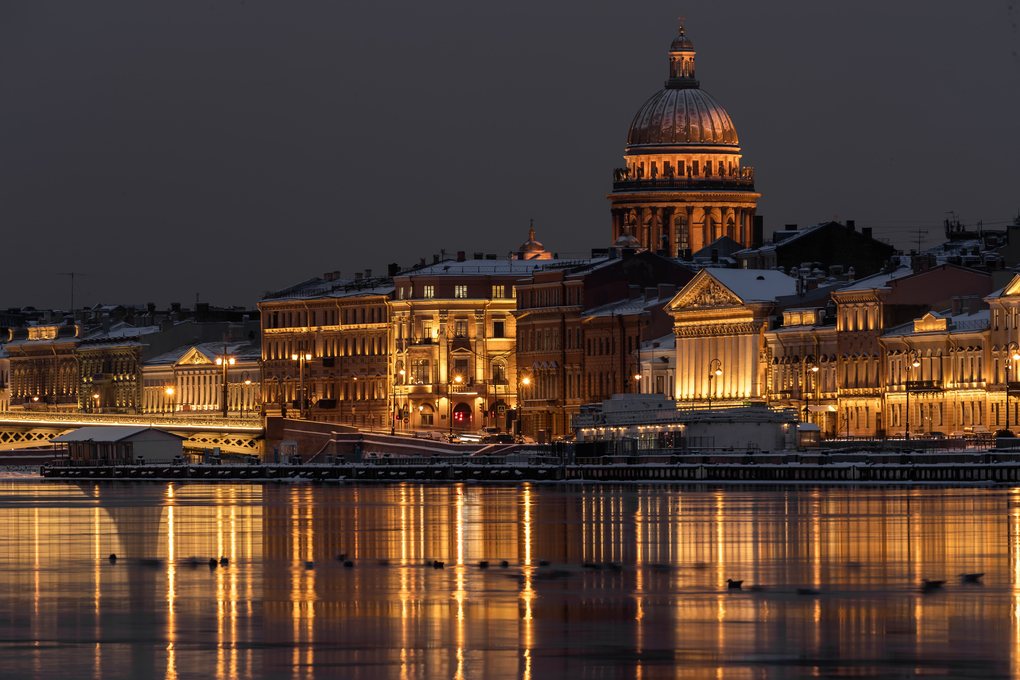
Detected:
left=166, top=503, right=177, bottom=680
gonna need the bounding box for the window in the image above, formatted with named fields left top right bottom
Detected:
left=410, top=359, right=430, bottom=384
left=453, top=358, right=468, bottom=381
left=454, top=320, right=468, bottom=338
left=422, top=320, right=433, bottom=341
left=423, top=285, right=435, bottom=299
left=493, top=320, right=505, bottom=338
left=492, top=285, right=505, bottom=299
left=454, top=285, right=467, bottom=299
left=692, top=160, right=700, bottom=176
left=492, top=362, right=506, bottom=384
left=398, top=287, right=404, bottom=300
left=512, top=286, right=517, bottom=298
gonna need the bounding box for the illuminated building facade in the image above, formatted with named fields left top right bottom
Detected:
left=609, top=20, right=760, bottom=256
left=513, top=249, right=692, bottom=439
left=141, top=341, right=262, bottom=416
left=259, top=273, right=394, bottom=427
left=390, top=255, right=532, bottom=435
left=4, top=324, right=81, bottom=411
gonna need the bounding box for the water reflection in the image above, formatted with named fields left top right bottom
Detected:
left=0, top=482, right=1019, bottom=677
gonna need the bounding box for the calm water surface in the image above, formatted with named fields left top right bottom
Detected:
left=0, top=481, right=1018, bottom=679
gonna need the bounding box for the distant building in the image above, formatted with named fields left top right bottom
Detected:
left=608, top=20, right=760, bottom=256
left=142, top=340, right=261, bottom=417
left=734, top=220, right=896, bottom=280
left=52, top=426, right=185, bottom=464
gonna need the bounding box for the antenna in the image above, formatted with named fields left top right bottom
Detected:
left=914, top=229, right=929, bottom=252
left=58, top=272, right=91, bottom=311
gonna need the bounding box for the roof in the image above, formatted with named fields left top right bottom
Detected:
left=262, top=276, right=395, bottom=302
left=145, top=340, right=261, bottom=367
left=396, top=258, right=574, bottom=278
left=50, top=426, right=186, bottom=443
left=709, top=269, right=797, bottom=303
left=837, top=265, right=913, bottom=292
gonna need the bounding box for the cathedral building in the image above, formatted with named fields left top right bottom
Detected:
left=609, top=20, right=760, bottom=256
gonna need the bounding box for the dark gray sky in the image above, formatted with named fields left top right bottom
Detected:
left=2, top=1, right=1018, bottom=311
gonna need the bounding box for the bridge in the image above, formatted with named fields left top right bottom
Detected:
left=0, top=412, right=265, bottom=456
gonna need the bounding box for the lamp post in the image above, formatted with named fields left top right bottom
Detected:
left=391, top=368, right=405, bottom=435
left=905, top=349, right=921, bottom=440
left=708, top=359, right=722, bottom=409
left=804, top=359, right=819, bottom=424
left=241, top=371, right=252, bottom=419
left=632, top=367, right=642, bottom=394
left=290, top=345, right=312, bottom=419
left=92, top=393, right=99, bottom=414
left=448, top=374, right=462, bottom=437
left=215, top=345, right=236, bottom=419
left=164, top=383, right=175, bottom=415
left=1007, top=342, right=1020, bottom=431
left=519, top=375, right=530, bottom=437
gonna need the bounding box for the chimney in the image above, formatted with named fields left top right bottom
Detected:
left=951, top=296, right=962, bottom=315
left=657, top=283, right=677, bottom=300
left=387, top=262, right=400, bottom=276
left=645, top=287, right=657, bottom=301
left=354, top=272, right=363, bottom=280
left=456, top=251, right=465, bottom=262
left=170, top=302, right=181, bottom=313
left=420, top=258, right=426, bottom=267
left=711, top=248, right=719, bottom=263
left=364, top=269, right=371, bottom=278
left=101, top=313, right=110, bottom=334
left=847, top=267, right=855, bottom=282
left=628, top=285, right=641, bottom=300
left=333, top=270, right=341, bottom=280
left=970, top=293, right=986, bottom=312
left=433, top=255, right=440, bottom=264
left=147, top=302, right=156, bottom=313
left=862, top=227, right=872, bottom=239
left=752, top=215, right=764, bottom=248
left=847, top=220, right=856, bottom=231
left=473, top=252, right=484, bottom=260
left=323, top=272, right=334, bottom=282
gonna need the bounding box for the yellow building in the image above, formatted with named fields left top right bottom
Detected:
left=609, top=20, right=760, bottom=256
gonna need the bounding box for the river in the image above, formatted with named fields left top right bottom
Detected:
left=0, top=481, right=1017, bottom=678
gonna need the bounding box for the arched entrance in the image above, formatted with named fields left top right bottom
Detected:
left=452, top=402, right=472, bottom=429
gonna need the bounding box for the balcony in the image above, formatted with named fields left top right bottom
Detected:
left=905, top=380, right=944, bottom=394
left=612, top=177, right=755, bottom=193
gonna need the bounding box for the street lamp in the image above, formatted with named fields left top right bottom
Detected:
left=449, top=374, right=463, bottom=437
left=164, top=384, right=175, bottom=415
left=215, top=345, right=236, bottom=419
left=92, top=393, right=99, bottom=414
left=632, top=369, right=642, bottom=394
left=241, top=371, right=252, bottom=419
left=804, top=358, right=819, bottom=424
left=519, top=375, right=530, bottom=437
left=708, top=359, right=722, bottom=409
left=391, top=368, right=405, bottom=435
left=1006, top=342, right=1020, bottom=431
left=905, top=349, right=921, bottom=440
left=290, top=346, right=313, bottom=419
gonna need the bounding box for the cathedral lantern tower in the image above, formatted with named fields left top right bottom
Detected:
left=609, top=19, right=760, bottom=256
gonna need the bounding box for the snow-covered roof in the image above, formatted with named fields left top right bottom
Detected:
left=396, top=257, right=593, bottom=279
left=262, top=276, right=395, bottom=302
left=882, top=309, right=990, bottom=338
left=145, top=340, right=261, bottom=367
left=584, top=294, right=664, bottom=319
left=50, top=426, right=185, bottom=443
left=837, top=265, right=913, bottom=292
left=709, top=269, right=797, bottom=302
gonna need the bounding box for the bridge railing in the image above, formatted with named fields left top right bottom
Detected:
left=0, top=411, right=263, bottom=430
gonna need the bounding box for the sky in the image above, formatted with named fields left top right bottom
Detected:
left=2, top=1, right=1018, bottom=311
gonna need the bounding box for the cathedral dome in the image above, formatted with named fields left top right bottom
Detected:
left=627, top=88, right=738, bottom=146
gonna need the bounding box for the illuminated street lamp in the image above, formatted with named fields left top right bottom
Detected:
left=519, top=375, right=531, bottom=437
left=290, top=345, right=313, bottom=419
left=804, top=358, right=819, bottom=424
left=164, top=385, right=175, bottom=415
left=708, top=359, right=722, bottom=409
left=242, top=371, right=252, bottom=418
left=92, top=393, right=99, bottom=414
left=449, top=374, right=463, bottom=437
left=215, top=345, right=236, bottom=419
left=1007, top=342, right=1020, bottom=431
left=391, top=368, right=405, bottom=435
left=905, top=349, right=921, bottom=440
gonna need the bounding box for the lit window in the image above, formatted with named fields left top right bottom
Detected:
left=423, top=285, right=435, bottom=299
left=398, top=287, right=404, bottom=300
left=512, top=286, right=517, bottom=298
left=492, top=285, right=505, bottom=299
left=454, top=285, right=467, bottom=298
left=454, top=320, right=468, bottom=338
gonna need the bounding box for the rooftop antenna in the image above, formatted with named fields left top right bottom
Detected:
left=58, top=272, right=91, bottom=311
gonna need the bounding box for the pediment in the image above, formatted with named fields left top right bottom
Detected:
left=1003, top=274, right=1020, bottom=298
left=175, top=347, right=213, bottom=366
left=668, top=273, right=743, bottom=311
